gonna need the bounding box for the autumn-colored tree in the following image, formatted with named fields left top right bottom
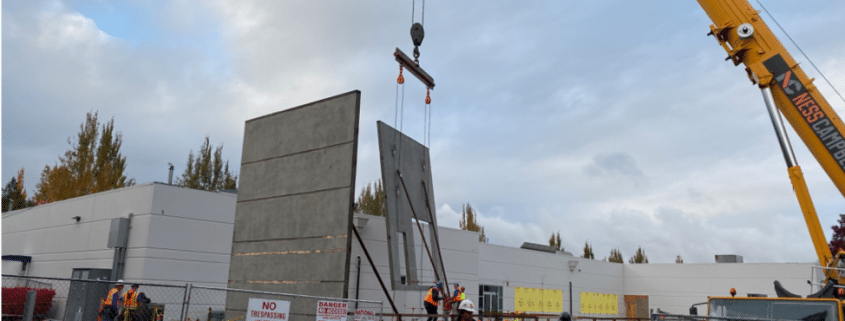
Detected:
left=582, top=241, right=595, bottom=259
left=35, top=112, right=134, bottom=203
left=178, top=136, right=237, bottom=191
left=356, top=179, right=385, bottom=216
left=459, top=203, right=488, bottom=243
left=608, top=248, right=624, bottom=263
left=2, top=169, right=34, bottom=212
left=628, top=246, right=649, bottom=264
left=548, top=232, right=562, bottom=251
left=829, top=214, right=845, bottom=256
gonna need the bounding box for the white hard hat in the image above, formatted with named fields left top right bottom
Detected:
left=117, top=279, right=125, bottom=284
left=458, top=300, right=475, bottom=314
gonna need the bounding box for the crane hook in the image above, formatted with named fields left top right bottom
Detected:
left=410, top=22, right=424, bottom=63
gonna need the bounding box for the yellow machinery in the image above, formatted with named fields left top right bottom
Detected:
left=697, top=0, right=845, bottom=287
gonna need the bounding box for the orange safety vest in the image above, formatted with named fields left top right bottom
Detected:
left=425, top=287, right=439, bottom=306
left=104, top=288, right=120, bottom=305
left=123, top=289, right=139, bottom=307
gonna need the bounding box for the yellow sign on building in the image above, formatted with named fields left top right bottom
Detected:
left=513, top=287, right=562, bottom=313
left=579, top=292, right=618, bottom=315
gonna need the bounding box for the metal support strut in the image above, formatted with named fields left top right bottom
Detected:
left=761, top=86, right=833, bottom=273
left=760, top=87, right=798, bottom=167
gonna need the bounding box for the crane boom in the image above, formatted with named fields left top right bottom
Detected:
left=697, top=0, right=845, bottom=197
left=697, top=0, right=845, bottom=283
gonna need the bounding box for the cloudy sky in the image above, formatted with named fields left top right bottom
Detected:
left=4, top=1, right=845, bottom=264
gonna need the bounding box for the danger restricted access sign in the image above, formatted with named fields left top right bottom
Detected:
left=316, top=300, right=348, bottom=321
left=247, top=298, right=291, bottom=321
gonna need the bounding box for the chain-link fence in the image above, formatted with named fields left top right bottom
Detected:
left=2, top=275, right=383, bottom=321
left=2, top=275, right=189, bottom=321
left=187, top=285, right=383, bottom=321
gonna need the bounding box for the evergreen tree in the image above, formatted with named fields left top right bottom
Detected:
left=2, top=169, right=33, bottom=212
left=830, top=214, right=845, bottom=256
left=459, top=203, right=488, bottom=243
left=356, top=180, right=385, bottom=216
left=178, top=136, right=238, bottom=191
left=608, top=248, right=624, bottom=263
left=35, top=112, right=134, bottom=203
left=628, top=246, right=649, bottom=264
left=582, top=241, right=595, bottom=259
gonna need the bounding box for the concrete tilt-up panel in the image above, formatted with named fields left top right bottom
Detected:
left=226, top=91, right=360, bottom=321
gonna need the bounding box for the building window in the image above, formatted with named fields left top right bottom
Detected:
left=478, top=285, right=503, bottom=313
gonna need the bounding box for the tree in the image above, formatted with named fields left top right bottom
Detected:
left=675, top=255, right=684, bottom=264
left=548, top=232, right=562, bottom=251
left=582, top=241, right=595, bottom=259
left=830, top=214, right=845, bottom=255
left=459, top=203, right=488, bottom=243
left=608, top=248, right=624, bottom=263
left=2, top=169, right=33, bottom=212
left=35, top=112, right=134, bottom=203
left=628, top=246, right=649, bottom=264
left=356, top=179, right=385, bottom=216
left=178, top=136, right=238, bottom=191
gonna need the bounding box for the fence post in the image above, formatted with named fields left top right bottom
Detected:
left=22, top=290, right=37, bottom=321
left=180, top=283, right=191, bottom=321
left=184, top=283, right=194, bottom=321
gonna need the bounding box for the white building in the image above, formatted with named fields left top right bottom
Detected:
left=1, top=182, right=236, bottom=286
left=2, top=184, right=820, bottom=318
left=348, top=213, right=819, bottom=316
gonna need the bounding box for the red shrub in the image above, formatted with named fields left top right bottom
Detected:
left=1, top=287, right=57, bottom=316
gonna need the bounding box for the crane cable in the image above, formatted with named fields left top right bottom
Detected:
left=395, top=66, right=406, bottom=133
left=755, top=0, right=845, bottom=105
left=399, top=0, right=432, bottom=147
left=412, top=0, right=426, bottom=27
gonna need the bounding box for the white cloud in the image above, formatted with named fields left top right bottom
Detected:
left=5, top=0, right=845, bottom=265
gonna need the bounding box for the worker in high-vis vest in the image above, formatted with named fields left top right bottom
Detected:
left=103, top=280, right=125, bottom=321
left=124, top=284, right=140, bottom=308
left=123, top=283, right=141, bottom=321
left=424, top=281, right=444, bottom=321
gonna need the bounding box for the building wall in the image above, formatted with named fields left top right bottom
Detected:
left=2, top=184, right=155, bottom=278
left=1, top=183, right=237, bottom=286
left=348, top=214, right=819, bottom=318
left=348, top=214, right=626, bottom=315
left=478, top=243, right=626, bottom=316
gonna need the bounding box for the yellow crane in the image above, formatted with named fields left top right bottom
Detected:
left=651, top=2, right=845, bottom=320
left=697, top=0, right=845, bottom=287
